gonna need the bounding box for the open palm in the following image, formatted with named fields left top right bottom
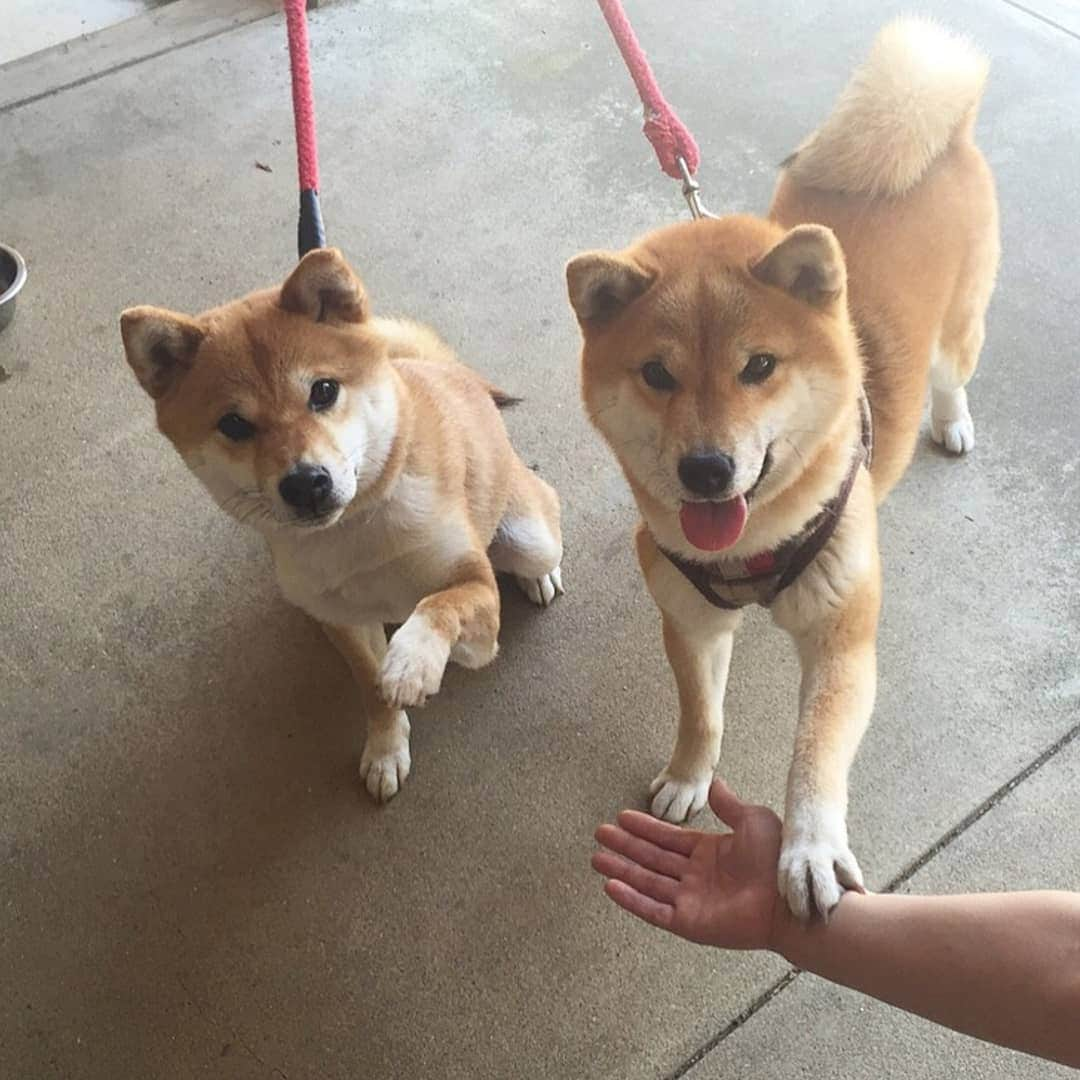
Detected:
left=592, top=780, right=784, bottom=950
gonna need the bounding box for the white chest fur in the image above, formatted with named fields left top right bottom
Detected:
left=266, top=474, right=472, bottom=627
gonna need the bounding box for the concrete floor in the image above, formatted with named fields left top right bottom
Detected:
left=2, top=0, right=164, bottom=65
left=1, top=1, right=1077, bottom=1077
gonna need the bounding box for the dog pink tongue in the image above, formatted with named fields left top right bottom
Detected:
left=679, top=496, right=748, bottom=551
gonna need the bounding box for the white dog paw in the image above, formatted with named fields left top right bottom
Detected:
left=359, top=725, right=411, bottom=803
left=517, top=565, right=564, bottom=608
left=778, top=805, right=864, bottom=921
left=379, top=614, right=450, bottom=708
left=931, top=414, right=975, bottom=454
left=649, top=769, right=712, bottom=823
left=931, top=388, right=975, bottom=455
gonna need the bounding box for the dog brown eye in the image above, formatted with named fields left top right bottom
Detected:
left=740, top=353, right=777, bottom=385
left=309, top=379, right=339, bottom=411
left=217, top=413, right=255, bottom=441
left=641, top=359, right=677, bottom=391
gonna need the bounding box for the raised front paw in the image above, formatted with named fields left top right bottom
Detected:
left=378, top=614, right=451, bottom=708
left=778, top=804, right=864, bottom=921
left=649, top=768, right=712, bottom=823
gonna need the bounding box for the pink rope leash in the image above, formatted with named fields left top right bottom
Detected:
left=284, top=0, right=324, bottom=256
left=596, top=0, right=700, bottom=180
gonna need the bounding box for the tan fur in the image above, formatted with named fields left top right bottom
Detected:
left=568, top=18, right=998, bottom=918
left=122, top=248, right=563, bottom=803
left=786, top=17, right=989, bottom=199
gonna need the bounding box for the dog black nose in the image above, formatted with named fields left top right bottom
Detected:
left=278, top=464, right=333, bottom=512
left=678, top=451, right=736, bottom=498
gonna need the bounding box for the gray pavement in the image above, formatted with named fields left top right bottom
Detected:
left=686, top=734, right=1080, bottom=1080
left=1, top=1, right=1077, bottom=1077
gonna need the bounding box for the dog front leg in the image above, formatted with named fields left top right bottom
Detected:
left=638, top=526, right=741, bottom=822
left=378, top=553, right=501, bottom=709
left=649, top=612, right=738, bottom=821
left=323, top=622, right=412, bottom=803
left=776, top=576, right=880, bottom=921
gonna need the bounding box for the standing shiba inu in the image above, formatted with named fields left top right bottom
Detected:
left=568, top=18, right=998, bottom=918
left=122, top=248, right=563, bottom=803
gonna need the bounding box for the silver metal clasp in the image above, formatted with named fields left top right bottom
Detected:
left=677, top=155, right=714, bottom=220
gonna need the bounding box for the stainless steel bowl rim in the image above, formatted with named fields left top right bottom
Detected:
left=0, top=243, right=28, bottom=306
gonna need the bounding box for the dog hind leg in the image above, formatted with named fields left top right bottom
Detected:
left=489, top=462, right=565, bottom=607
left=931, top=225, right=998, bottom=455
left=930, top=328, right=982, bottom=455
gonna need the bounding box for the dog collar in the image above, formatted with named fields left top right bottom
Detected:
left=657, top=393, right=873, bottom=610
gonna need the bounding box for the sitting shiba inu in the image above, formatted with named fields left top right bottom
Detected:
left=121, top=248, right=563, bottom=802
left=567, top=18, right=998, bottom=918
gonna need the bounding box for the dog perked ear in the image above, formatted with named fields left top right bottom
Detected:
left=120, top=306, right=205, bottom=399
left=280, top=247, right=368, bottom=325
left=749, top=225, right=846, bottom=307
left=566, top=252, right=654, bottom=325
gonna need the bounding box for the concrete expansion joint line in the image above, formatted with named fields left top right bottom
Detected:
left=3, top=0, right=1076, bottom=118
left=883, top=718, right=1080, bottom=893
left=663, top=718, right=1080, bottom=1080
left=0, top=10, right=279, bottom=116
left=173, top=964, right=289, bottom=1077
left=1000, top=0, right=1080, bottom=43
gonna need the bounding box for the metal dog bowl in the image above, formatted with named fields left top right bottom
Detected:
left=0, top=243, right=27, bottom=332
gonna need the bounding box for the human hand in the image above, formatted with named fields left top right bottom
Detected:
left=592, top=780, right=787, bottom=950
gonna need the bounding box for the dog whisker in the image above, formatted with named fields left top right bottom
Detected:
left=782, top=436, right=810, bottom=471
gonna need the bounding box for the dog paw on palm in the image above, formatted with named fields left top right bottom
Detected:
left=378, top=614, right=451, bottom=708
left=778, top=803, right=865, bottom=921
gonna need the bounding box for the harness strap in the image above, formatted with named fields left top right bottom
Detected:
left=659, top=394, right=873, bottom=610
left=773, top=392, right=872, bottom=593
left=662, top=550, right=742, bottom=610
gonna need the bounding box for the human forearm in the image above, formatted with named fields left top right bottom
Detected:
left=773, top=890, right=1080, bottom=1067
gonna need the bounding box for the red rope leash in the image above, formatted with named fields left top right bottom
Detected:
left=285, top=0, right=319, bottom=192
left=595, top=0, right=700, bottom=180
left=284, top=0, right=325, bottom=256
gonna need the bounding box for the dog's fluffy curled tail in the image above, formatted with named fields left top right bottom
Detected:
left=785, top=17, right=988, bottom=199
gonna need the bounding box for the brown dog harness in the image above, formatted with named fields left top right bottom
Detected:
left=659, top=395, right=873, bottom=610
